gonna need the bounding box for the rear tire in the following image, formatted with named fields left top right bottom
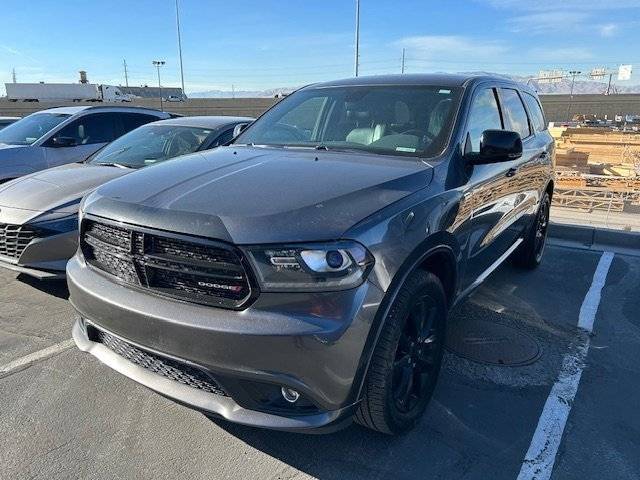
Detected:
left=355, top=270, right=446, bottom=434
left=513, top=192, right=550, bottom=269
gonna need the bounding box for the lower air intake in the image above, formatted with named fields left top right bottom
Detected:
left=94, top=327, right=228, bottom=397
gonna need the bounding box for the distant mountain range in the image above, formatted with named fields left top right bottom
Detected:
left=190, top=87, right=295, bottom=98
left=190, top=72, right=640, bottom=98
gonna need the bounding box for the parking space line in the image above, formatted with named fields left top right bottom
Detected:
left=516, top=251, right=614, bottom=480
left=0, top=339, right=75, bottom=379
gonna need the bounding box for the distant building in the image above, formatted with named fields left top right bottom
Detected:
left=120, top=86, right=185, bottom=99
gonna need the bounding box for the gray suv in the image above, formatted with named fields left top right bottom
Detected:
left=0, top=105, right=170, bottom=182
left=68, top=74, right=554, bottom=434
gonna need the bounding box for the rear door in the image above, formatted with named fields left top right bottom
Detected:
left=42, top=112, right=120, bottom=167
left=497, top=87, right=545, bottom=237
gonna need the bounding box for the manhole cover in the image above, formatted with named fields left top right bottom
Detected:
left=445, top=320, right=540, bottom=366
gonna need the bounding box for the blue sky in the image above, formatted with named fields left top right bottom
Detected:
left=1, top=0, right=639, bottom=94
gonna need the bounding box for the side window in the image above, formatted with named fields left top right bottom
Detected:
left=500, top=88, right=531, bottom=139
left=52, top=113, right=118, bottom=145
left=210, top=127, right=235, bottom=148
left=465, top=88, right=503, bottom=153
left=120, top=113, right=160, bottom=134
left=523, top=93, right=546, bottom=133
left=276, top=96, right=328, bottom=140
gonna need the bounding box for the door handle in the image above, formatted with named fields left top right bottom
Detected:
left=506, top=167, right=518, bottom=177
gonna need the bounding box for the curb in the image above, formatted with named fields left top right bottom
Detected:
left=548, top=222, right=640, bottom=256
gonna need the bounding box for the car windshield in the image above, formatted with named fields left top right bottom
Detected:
left=0, top=112, right=70, bottom=146
left=235, top=85, right=462, bottom=158
left=88, top=124, right=216, bottom=168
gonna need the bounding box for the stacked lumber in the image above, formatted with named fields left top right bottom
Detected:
left=555, top=148, right=590, bottom=173
left=559, top=128, right=640, bottom=166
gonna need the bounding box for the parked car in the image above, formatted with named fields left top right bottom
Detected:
left=0, top=116, right=252, bottom=279
left=0, top=105, right=171, bottom=183
left=68, top=74, right=554, bottom=434
left=0, top=116, right=20, bottom=130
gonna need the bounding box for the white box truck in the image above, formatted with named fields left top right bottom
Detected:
left=5, top=83, right=132, bottom=102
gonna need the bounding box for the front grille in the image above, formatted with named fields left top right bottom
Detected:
left=0, top=223, right=37, bottom=259
left=80, top=218, right=253, bottom=309
left=92, top=327, right=227, bottom=396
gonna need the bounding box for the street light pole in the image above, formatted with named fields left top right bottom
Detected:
left=566, top=70, right=581, bottom=122
left=354, top=0, right=360, bottom=77
left=401, top=48, right=406, bottom=74
left=152, top=60, right=165, bottom=111
left=175, top=0, right=185, bottom=98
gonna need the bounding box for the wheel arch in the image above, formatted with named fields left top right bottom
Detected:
left=545, top=178, right=554, bottom=200
left=351, top=232, right=460, bottom=404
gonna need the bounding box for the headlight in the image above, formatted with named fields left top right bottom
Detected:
left=244, top=241, right=374, bottom=292
left=33, top=214, right=79, bottom=235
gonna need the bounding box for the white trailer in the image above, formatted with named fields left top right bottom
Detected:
left=5, top=83, right=132, bottom=102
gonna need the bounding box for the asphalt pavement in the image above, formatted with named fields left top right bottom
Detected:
left=1, top=245, right=638, bottom=480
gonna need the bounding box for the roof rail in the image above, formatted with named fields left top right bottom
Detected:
left=78, top=104, right=166, bottom=113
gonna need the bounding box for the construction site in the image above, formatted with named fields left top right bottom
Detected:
left=550, top=124, right=640, bottom=230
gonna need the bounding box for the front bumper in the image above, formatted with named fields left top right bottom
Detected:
left=0, top=229, right=77, bottom=279
left=67, top=255, right=385, bottom=431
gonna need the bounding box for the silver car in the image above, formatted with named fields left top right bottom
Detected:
left=0, top=115, right=252, bottom=279
left=0, top=105, right=171, bottom=183
left=0, top=117, right=20, bottom=130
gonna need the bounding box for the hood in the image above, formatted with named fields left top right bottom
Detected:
left=0, top=162, right=129, bottom=215
left=0, top=143, right=27, bottom=150
left=85, top=146, right=433, bottom=244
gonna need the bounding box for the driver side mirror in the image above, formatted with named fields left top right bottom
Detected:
left=233, top=122, right=250, bottom=137
left=51, top=136, right=78, bottom=147
left=468, top=129, right=522, bottom=165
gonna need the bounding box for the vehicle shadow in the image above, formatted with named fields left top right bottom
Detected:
left=207, top=398, right=459, bottom=480
left=201, top=281, right=573, bottom=480
left=17, top=274, right=69, bottom=300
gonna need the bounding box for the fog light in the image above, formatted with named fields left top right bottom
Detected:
left=281, top=387, right=300, bottom=403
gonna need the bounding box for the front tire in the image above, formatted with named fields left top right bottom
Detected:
left=513, top=191, right=550, bottom=269
left=355, top=270, right=446, bottom=434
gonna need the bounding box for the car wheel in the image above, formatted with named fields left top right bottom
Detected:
left=513, top=191, right=550, bottom=269
left=355, top=270, right=446, bottom=434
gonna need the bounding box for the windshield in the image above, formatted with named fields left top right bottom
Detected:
left=235, top=85, right=462, bottom=158
left=88, top=124, right=216, bottom=168
left=0, top=113, right=70, bottom=146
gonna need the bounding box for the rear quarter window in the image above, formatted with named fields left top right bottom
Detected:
left=522, top=93, right=547, bottom=132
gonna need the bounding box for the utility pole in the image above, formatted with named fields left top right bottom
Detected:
left=401, top=48, right=406, bottom=74
left=123, top=59, right=129, bottom=87
left=354, top=0, right=360, bottom=77
left=566, top=70, right=581, bottom=122
left=231, top=84, right=235, bottom=99
left=152, top=60, right=165, bottom=111
left=175, top=0, right=186, bottom=98
left=11, top=68, right=16, bottom=83
left=606, top=73, right=613, bottom=95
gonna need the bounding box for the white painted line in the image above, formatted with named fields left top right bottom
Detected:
left=578, top=252, right=614, bottom=333
left=516, top=251, right=614, bottom=480
left=0, top=339, right=75, bottom=378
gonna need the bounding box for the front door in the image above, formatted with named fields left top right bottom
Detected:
left=42, top=112, right=118, bottom=168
